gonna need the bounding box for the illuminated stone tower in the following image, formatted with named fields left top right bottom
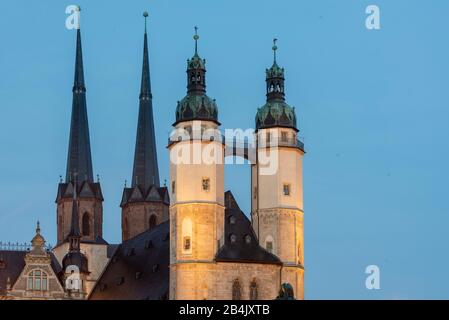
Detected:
left=251, top=39, right=305, bottom=299
left=168, top=28, right=225, bottom=299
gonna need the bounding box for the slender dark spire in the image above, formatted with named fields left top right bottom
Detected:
left=66, top=24, right=94, bottom=183
left=131, top=12, right=160, bottom=190
left=68, top=176, right=81, bottom=251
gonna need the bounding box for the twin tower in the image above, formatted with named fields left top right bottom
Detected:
left=54, top=13, right=305, bottom=300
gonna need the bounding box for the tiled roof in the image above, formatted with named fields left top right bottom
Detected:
left=0, top=250, right=62, bottom=295
left=215, top=191, right=282, bottom=265
left=89, top=221, right=170, bottom=300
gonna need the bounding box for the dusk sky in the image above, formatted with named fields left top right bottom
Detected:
left=1, top=0, right=449, bottom=299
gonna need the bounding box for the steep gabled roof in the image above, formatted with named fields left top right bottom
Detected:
left=215, top=191, right=282, bottom=265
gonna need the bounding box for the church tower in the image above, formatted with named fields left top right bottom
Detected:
left=251, top=40, right=305, bottom=299
left=55, top=24, right=104, bottom=245
left=168, top=28, right=225, bottom=299
left=120, top=13, right=169, bottom=242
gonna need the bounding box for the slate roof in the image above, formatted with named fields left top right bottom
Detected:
left=56, top=181, right=104, bottom=202
left=89, top=221, right=170, bottom=300
left=121, top=185, right=169, bottom=206
left=215, top=191, right=282, bottom=265
left=0, top=250, right=62, bottom=295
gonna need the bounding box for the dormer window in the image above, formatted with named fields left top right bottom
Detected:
left=27, top=269, right=48, bottom=291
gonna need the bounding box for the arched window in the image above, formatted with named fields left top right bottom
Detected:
left=27, top=269, right=48, bottom=291
left=149, top=215, right=157, bottom=230
left=82, top=212, right=90, bottom=236
left=182, top=218, right=193, bottom=254
left=250, top=279, right=258, bottom=300
left=232, top=279, right=241, bottom=300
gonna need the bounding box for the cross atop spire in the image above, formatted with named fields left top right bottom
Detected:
left=194, top=26, right=199, bottom=56
left=272, top=38, right=278, bottom=65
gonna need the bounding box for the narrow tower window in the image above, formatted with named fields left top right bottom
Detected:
left=182, top=218, right=193, bottom=254
left=281, top=131, right=288, bottom=142
left=202, top=178, right=210, bottom=191
left=283, top=184, right=291, bottom=196
left=149, top=214, right=157, bottom=230
left=250, top=280, right=258, bottom=300
left=171, top=180, right=176, bottom=194
left=82, top=212, right=90, bottom=236
left=232, top=279, right=241, bottom=300
left=184, top=236, right=191, bottom=250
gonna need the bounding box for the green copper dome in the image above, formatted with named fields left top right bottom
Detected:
left=176, top=94, right=218, bottom=124
left=256, top=39, right=297, bottom=131
left=256, top=100, right=297, bottom=130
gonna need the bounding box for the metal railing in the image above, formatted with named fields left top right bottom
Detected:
left=0, top=241, right=52, bottom=252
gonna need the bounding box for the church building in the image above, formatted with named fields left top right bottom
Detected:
left=0, top=11, right=304, bottom=300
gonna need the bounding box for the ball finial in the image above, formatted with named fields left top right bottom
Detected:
left=143, top=11, right=149, bottom=18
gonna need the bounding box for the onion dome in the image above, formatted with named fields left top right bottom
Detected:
left=255, top=39, right=297, bottom=131
left=174, top=27, right=219, bottom=125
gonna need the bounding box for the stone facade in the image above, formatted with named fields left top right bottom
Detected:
left=122, top=201, right=169, bottom=241
left=170, top=262, right=281, bottom=300
left=57, top=193, right=103, bottom=244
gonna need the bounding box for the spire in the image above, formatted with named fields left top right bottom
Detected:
left=131, top=12, right=160, bottom=190
left=68, top=175, right=81, bottom=251
left=272, top=38, right=278, bottom=65
left=66, top=16, right=94, bottom=184
left=187, top=26, right=206, bottom=95
left=266, top=38, right=285, bottom=102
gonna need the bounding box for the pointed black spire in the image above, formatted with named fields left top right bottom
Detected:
left=66, top=26, right=94, bottom=184
left=131, top=12, right=160, bottom=190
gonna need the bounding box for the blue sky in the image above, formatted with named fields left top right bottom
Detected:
left=1, top=0, right=449, bottom=299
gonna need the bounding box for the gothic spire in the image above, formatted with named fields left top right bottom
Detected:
left=131, top=12, right=160, bottom=190
left=66, top=23, right=94, bottom=184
